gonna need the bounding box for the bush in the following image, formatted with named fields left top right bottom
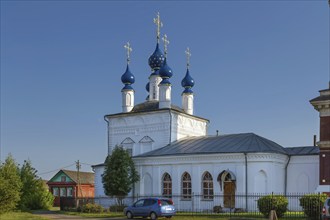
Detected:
left=79, top=203, right=103, bottom=213
left=299, top=193, right=327, bottom=219
left=109, top=205, right=126, bottom=212
left=213, top=205, right=223, bottom=213
left=257, top=194, right=288, bottom=218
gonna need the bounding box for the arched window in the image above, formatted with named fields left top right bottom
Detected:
left=202, top=172, right=213, bottom=200
left=162, top=173, right=172, bottom=197
left=182, top=172, right=192, bottom=199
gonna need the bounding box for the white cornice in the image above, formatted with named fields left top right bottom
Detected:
left=134, top=152, right=288, bottom=166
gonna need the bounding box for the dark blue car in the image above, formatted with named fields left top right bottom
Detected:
left=124, top=198, right=176, bottom=219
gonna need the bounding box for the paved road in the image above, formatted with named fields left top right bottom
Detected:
left=32, top=211, right=125, bottom=220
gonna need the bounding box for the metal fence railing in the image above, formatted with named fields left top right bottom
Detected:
left=60, top=192, right=327, bottom=219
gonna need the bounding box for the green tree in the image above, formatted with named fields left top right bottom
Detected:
left=102, top=145, right=140, bottom=205
left=19, top=160, right=54, bottom=210
left=0, top=154, right=22, bottom=213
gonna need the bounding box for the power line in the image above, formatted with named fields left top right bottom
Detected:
left=38, top=163, right=76, bottom=176
left=80, top=162, right=94, bottom=166
left=37, top=161, right=95, bottom=177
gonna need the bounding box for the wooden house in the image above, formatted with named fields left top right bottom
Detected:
left=47, top=169, right=94, bottom=206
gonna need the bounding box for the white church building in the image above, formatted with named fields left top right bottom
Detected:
left=92, top=14, right=329, bottom=211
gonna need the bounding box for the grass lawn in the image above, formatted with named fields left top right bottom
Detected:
left=0, top=211, right=49, bottom=220
left=62, top=211, right=265, bottom=219
left=62, top=211, right=310, bottom=219
left=60, top=209, right=310, bottom=220
left=60, top=210, right=124, bottom=218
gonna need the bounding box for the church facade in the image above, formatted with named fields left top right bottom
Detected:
left=92, top=14, right=329, bottom=211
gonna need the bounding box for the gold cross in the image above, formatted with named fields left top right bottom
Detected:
left=162, top=34, right=170, bottom=56
left=153, top=12, right=163, bottom=42
left=185, top=47, right=191, bottom=68
left=124, top=42, right=132, bottom=64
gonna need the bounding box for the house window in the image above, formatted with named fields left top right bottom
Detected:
left=202, top=172, right=213, bottom=200
left=67, top=187, right=73, bottom=197
left=61, top=176, right=66, bottom=182
left=182, top=172, right=192, bottom=199
left=53, top=187, right=59, bottom=196
left=60, top=188, right=66, bottom=197
left=162, top=173, right=172, bottom=197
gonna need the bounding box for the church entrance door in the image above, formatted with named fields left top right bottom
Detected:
left=223, top=181, right=235, bottom=208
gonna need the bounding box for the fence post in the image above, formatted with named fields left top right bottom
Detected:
left=245, top=192, right=248, bottom=211
left=192, top=192, right=195, bottom=215
left=318, top=192, right=321, bottom=220
left=229, top=192, right=231, bottom=217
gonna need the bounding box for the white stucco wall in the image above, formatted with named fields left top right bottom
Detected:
left=247, top=153, right=288, bottom=194
left=286, top=155, right=319, bottom=193
left=93, top=152, right=318, bottom=211
left=172, top=113, right=208, bottom=141
left=106, top=111, right=171, bottom=155
left=134, top=153, right=288, bottom=196
left=93, top=165, right=105, bottom=197
left=106, top=110, right=208, bottom=156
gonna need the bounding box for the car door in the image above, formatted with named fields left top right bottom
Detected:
left=131, top=199, right=145, bottom=216
left=140, top=199, right=154, bottom=216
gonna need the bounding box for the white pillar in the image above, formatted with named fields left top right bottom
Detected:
left=182, top=93, right=194, bottom=115
left=149, top=75, right=162, bottom=101
left=159, top=83, right=171, bottom=109
left=122, top=89, right=134, bottom=112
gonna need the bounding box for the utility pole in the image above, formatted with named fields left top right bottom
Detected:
left=76, top=160, right=82, bottom=197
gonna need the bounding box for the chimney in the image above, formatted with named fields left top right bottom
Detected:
left=313, top=135, right=317, bottom=147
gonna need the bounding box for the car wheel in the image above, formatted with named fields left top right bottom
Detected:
left=166, top=216, right=172, bottom=219
left=150, top=212, right=157, bottom=220
left=126, top=211, right=133, bottom=219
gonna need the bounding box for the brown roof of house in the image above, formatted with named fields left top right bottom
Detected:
left=61, top=169, right=94, bottom=185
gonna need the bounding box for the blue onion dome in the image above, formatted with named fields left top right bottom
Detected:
left=122, top=84, right=134, bottom=90
left=160, top=78, right=171, bottom=85
left=181, top=68, right=194, bottom=88
left=121, top=64, right=135, bottom=90
left=145, top=82, right=150, bottom=92
left=148, top=43, right=165, bottom=71
left=159, top=58, right=173, bottom=79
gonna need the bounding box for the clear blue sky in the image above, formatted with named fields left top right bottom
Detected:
left=1, top=1, right=329, bottom=180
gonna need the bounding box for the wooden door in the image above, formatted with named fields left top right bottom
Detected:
left=224, top=181, right=235, bottom=208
